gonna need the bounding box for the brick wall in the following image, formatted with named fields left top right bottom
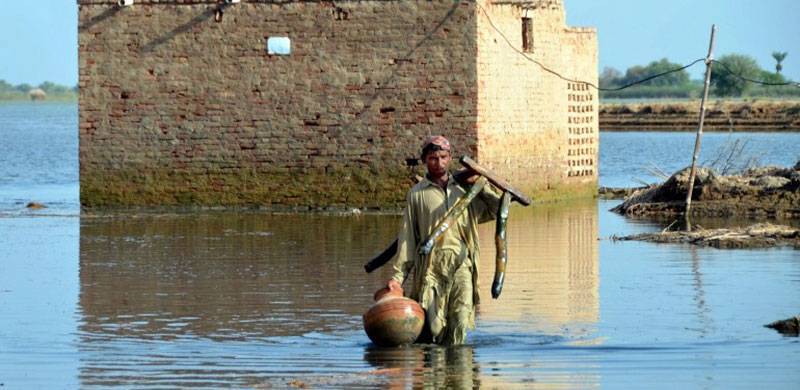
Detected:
left=475, top=0, right=597, bottom=200
left=563, top=25, right=599, bottom=184
left=79, top=0, right=479, bottom=207
left=78, top=0, right=597, bottom=207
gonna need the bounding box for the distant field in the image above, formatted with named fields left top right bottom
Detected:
left=600, top=99, right=800, bottom=131
left=0, top=91, right=77, bottom=102
left=2, top=93, right=797, bottom=131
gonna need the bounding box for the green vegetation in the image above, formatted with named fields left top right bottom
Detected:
left=0, top=79, right=77, bottom=101
left=710, top=54, right=762, bottom=96
left=600, top=52, right=799, bottom=100
left=610, top=58, right=691, bottom=87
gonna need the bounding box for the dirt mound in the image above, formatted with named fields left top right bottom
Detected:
left=765, top=315, right=800, bottom=336
left=612, top=163, right=800, bottom=218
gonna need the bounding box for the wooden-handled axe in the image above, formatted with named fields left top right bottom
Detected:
left=364, top=156, right=531, bottom=273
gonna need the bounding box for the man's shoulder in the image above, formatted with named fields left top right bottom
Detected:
left=409, top=181, right=430, bottom=194
left=406, top=181, right=429, bottom=201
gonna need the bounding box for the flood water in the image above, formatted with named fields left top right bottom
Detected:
left=1, top=103, right=799, bottom=388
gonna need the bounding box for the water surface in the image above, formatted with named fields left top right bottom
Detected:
left=0, top=102, right=78, bottom=215
left=1, top=103, right=798, bottom=388
left=600, top=131, right=800, bottom=187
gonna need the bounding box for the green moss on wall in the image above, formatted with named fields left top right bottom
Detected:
left=80, top=166, right=416, bottom=209
left=522, top=180, right=598, bottom=204
left=81, top=168, right=597, bottom=209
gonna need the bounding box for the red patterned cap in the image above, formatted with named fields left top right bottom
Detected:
left=421, top=135, right=451, bottom=155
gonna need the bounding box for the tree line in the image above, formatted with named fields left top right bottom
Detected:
left=600, top=53, right=798, bottom=99
left=2, top=53, right=795, bottom=102
left=0, top=80, right=78, bottom=101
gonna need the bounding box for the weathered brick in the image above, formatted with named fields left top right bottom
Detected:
left=78, top=0, right=597, bottom=207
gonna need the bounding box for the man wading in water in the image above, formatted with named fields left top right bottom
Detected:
left=387, top=136, right=501, bottom=345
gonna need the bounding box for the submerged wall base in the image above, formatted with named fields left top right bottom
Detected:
left=80, top=167, right=414, bottom=208
left=81, top=166, right=596, bottom=209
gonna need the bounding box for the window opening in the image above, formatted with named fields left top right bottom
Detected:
left=522, top=17, right=533, bottom=52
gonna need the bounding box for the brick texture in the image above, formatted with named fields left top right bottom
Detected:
left=78, top=0, right=597, bottom=207
left=476, top=0, right=598, bottom=200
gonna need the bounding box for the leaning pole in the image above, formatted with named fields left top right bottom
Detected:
left=685, top=24, right=717, bottom=230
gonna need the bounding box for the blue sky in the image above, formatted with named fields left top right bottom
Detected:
left=566, top=0, right=800, bottom=81
left=0, top=1, right=798, bottom=86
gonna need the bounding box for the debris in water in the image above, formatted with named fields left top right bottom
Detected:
left=614, top=223, right=800, bottom=249
left=765, top=315, right=800, bottom=336
left=598, top=186, right=648, bottom=200
left=611, top=164, right=800, bottom=218
left=287, top=379, right=309, bottom=388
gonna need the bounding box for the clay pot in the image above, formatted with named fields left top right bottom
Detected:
left=363, top=284, right=424, bottom=347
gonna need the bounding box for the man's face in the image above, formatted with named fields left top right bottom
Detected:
left=424, top=150, right=451, bottom=178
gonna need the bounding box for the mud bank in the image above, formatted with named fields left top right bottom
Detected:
left=612, top=164, right=800, bottom=219
left=614, top=223, right=800, bottom=249
left=598, top=186, right=646, bottom=200
left=600, top=100, right=800, bottom=131
left=765, top=315, right=800, bottom=336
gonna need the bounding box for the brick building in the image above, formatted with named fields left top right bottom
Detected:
left=78, top=0, right=598, bottom=208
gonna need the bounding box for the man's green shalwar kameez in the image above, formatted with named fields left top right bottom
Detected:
left=391, top=174, right=501, bottom=345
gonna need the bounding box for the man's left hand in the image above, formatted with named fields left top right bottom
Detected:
left=454, top=168, right=480, bottom=185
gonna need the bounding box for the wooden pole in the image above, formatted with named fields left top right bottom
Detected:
left=685, top=25, right=717, bottom=229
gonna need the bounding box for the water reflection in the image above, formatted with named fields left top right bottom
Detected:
left=66, top=198, right=800, bottom=388
left=689, top=246, right=715, bottom=338
left=77, top=202, right=600, bottom=387
left=6, top=105, right=798, bottom=387
left=78, top=212, right=397, bottom=387
left=476, top=200, right=600, bottom=336
left=79, top=213, right=396, bottom=341
left=364, top=345, right=479, bottom=389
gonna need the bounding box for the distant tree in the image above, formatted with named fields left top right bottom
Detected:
left=711, top=54, right=762, bottom=96
left=772, top=51, right=788, bottom=74
left=620, top=58, right=690, bottom=87
left=38, top=81, right=56, bottom=91
left=14, top=83, right=32, bottom=93
left=38, top=81, right=68, bottom=94
left=0, top=79, right=12, bottom=92
left=759, top=70, right=786, bottom=84
left=599, top=67, right=623, bottom=88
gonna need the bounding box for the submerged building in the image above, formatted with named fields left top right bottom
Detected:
left=78, top=0, right=598, bottom=207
